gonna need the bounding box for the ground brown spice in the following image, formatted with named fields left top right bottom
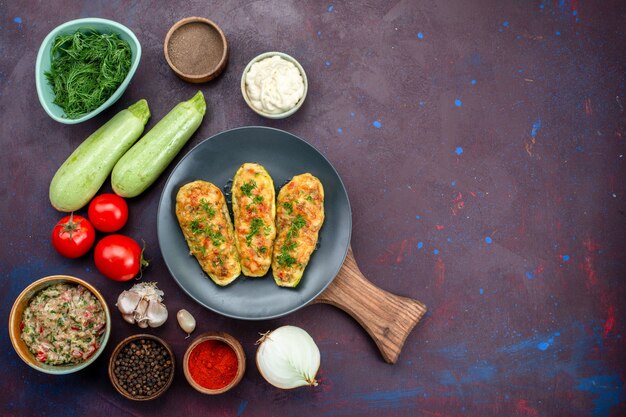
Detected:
left=168, top=22, right=224, bottom=75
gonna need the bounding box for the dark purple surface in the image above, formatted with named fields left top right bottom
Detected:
left=1, top=1, right=624, bottom=416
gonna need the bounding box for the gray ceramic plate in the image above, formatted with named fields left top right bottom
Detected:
left=157, top=126, right=352, bottom=320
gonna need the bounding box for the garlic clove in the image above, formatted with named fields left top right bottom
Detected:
left=136, top=319, right=149, bottom=328
left=176, top=309, right=196, bottom=337
left=134, top=298, right=149, bottom=319
left=116, top=290, right=142, bottom=315
left=145, top=300, right=168, bottom=328
left=122, top=313, right=136, bottom=324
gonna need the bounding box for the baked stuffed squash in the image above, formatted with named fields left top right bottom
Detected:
left=271, top=173, right=325, bottom=287
left=176, top=180, right=240, bottom=286
left=231, top=163, right=277, bottom=277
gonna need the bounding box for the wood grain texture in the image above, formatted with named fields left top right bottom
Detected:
left=312, top=246, right=427, bottom=364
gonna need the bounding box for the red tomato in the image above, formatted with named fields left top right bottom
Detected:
left=88, top=194, right=128, bottom=232
left=51, top=214, right=96, bottom=258
left=94, top=234, right=147, bottom=281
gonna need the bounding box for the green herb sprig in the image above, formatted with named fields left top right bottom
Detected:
left=277, top=214, right=306, bottom=267
left=200, top=199, right=216, bottom=217
left=45, top=30, right=132, bottom=119
left=240, top=180, right=257, bottom=197
left=246, top=218, right=265, bottom=246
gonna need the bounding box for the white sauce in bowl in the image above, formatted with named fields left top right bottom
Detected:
left=245, top=55, right=305, bottom=115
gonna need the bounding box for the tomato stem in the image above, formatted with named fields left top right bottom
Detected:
left=61, top=212, right=82, bottom=239
left=135, top=239, right=150, bottom=280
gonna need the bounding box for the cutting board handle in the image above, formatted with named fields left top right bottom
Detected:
left=312, top=246, right=427, bottom=364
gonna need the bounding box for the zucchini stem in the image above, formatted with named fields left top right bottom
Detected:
left=186, top=91, right=206, bottom=116
left=127, top=99, right=151, bottom=125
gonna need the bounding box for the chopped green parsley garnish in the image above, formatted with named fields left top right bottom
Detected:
left=276, top=251, right=297, bottom=267
left=286, top=215, right=306, bottom=240
left=194, top=245, right=207, bottom=256
left=190, top=219, right=203, bottom=234
left=246, top=218, right=265, bottom=245
left=207, top=228, right=225, bottom=247
left=247, top=194, right=264, bottom=210
left=282, top=240, right=297, bottom=252
left=278, top=215, right=306, bottom=267
left=200, top=198, right=216, bottom=217
left=240, top=180, right=257, bottom=197
left=292, top=215, right=306, bottom=229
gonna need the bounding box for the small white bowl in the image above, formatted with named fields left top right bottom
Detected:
left=241, top=51, right=308, bottom=119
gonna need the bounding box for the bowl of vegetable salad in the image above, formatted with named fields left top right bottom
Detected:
left=9, top=275, right=111, bottom=374
left=35, top=18, right=141, bottom=124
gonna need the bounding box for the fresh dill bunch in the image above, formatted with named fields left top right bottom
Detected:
left=44, top=30, right=132, bottom=119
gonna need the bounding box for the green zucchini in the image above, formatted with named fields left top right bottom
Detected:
left=111, top=91, right=206, bottom=198
left=49, top=99, right=151, bottom=212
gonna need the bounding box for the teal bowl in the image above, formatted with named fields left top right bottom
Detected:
left=35, top=18, right=141, bottom=124
left=9, top=275, right=112, bottom=375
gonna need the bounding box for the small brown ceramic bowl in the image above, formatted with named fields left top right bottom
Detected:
left=9, top=275, right=111, bottom=375
left=108, top=334, right=175, bottom=401
left=164, top=16, right=228, bottom=83
left=183, top=332, right=246, bottom=394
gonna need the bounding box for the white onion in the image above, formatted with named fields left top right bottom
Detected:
left=256, top=325, right=320, bottom=389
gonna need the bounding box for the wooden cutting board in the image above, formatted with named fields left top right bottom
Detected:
left=311, top=246, right=427, bottom=364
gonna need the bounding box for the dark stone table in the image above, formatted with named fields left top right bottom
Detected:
left=1, top=1, right=624, bottom=416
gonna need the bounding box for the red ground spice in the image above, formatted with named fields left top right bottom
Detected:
left=188, top=340, right=238, bottom=390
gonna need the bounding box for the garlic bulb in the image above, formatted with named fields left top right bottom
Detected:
left=116, top=282, right=168, bottom=328
left=256, top=325, right=320, bottom=389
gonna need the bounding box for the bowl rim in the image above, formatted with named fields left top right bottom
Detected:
left=240, top=51, right=308, bottom=119
left=163, top=16, right=229, bottom=83
left=108, top=333, right=176, bottom=401
left=35, top=17, right=142, bottom=125
left=183, top=332, right=246, bottom=394
left=8, top=274, right=112, bottom=375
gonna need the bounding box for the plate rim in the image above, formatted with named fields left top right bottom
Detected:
left=157, top=125, right=352, bottom=320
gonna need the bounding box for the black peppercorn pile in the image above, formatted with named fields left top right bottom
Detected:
left=113, top=339, right=173, bottom=398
